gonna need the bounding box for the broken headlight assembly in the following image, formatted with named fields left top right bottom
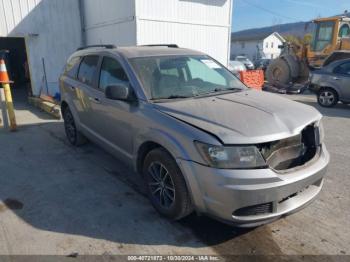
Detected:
left=194, top=141, right=266, bottom=169
left=317, top=119, right=325, bottom=145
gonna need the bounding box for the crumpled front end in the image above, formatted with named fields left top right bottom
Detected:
left=177, top=123, right=329, bottom=227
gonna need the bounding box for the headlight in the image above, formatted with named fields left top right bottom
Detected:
left=194, top=141, right=266, bottom=169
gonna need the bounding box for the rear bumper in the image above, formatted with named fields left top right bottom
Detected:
left=178, top=145, right=329, bottom=227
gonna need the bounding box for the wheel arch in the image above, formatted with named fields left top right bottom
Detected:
left=60, top=100, right=82, bottom=128
left=318, top=85, right=340, bottom=98
left=61, top=100, right=69, bottom=114
left=136, top=141, right=166, bottom=175
left=134, top=131, right=205, bottom=211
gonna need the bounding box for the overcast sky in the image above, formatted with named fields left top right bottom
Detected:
left=232, top=0, right=349, bottom=32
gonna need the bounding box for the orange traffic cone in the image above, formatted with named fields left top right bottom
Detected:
left=0, top=58, right=17, bottom=131
left=0, top=60, right=13, bottom=84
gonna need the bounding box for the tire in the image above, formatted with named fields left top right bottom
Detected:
left=143, top=148, right=193, bottom=220
left=62, top=106, right=87, bottom=146
left=317, top=88, right=339, bottom=108
left=266, top=58, right=292, bottom=85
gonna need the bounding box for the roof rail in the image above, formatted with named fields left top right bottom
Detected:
left=142, top=44, right=179, bottom=48
left=76, top=44, right=116, bottom=51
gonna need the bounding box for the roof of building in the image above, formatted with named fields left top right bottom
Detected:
left=231, top=31, right=285, bottom=43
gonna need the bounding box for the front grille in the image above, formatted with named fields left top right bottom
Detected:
left=233, top=202, right=273, bottom=217
left=259, top=124, right=318, bottom=171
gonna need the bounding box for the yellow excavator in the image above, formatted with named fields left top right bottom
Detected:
left=266, top=15, right=350, bottom=85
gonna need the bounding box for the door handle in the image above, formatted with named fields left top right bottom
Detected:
left=89, top=97, right=101, bottom=104
left=333, top=77, right=340, bottom=80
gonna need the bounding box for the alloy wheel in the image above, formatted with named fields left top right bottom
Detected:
left=319, top=91, right=335, bottom=106
left=147, top=162, right=175, bottom=209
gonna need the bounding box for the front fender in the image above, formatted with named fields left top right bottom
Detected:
left=133, top=128, right=192, bottom=166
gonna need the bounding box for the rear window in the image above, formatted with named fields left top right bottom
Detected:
left=78, top=55, right=99, bottom=85
left=64, top=56, right=81, bottom=79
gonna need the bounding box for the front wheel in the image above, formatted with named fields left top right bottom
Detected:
left=317, top=88, right=338, bottom=107
left=143, top=148, right=193, bottom=220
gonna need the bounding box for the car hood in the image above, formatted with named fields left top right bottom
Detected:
left=154, top=90, right=322, bottom=144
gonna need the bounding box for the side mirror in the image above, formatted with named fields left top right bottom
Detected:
left=105, top=84, right=132, bottom=101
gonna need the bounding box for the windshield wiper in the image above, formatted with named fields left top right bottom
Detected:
left=152, top=95, right=192, bottom=100
left=195, top=87, right=242, bottom=97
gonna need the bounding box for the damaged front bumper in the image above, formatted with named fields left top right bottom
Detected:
left=178, top=144, right=329, bottom=227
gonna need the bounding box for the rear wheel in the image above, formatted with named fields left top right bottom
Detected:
left=143, top=148, right=193, bottom=220
left=317, top=88, right=338, bottom=107
left=62, top=106, right=87, bottom=146
left=266, top=58, right=292, bottom=85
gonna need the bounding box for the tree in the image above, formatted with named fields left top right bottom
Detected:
left=284, top=35, right=302, bottom=46
left=284, top=34, right=312, bottom=46
left=303, top=34, right=312, bottom=45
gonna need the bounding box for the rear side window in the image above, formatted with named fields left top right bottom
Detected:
left=64, top=56, right=81, bottom=78
left=334, top=62, right=350, bottom=76
left=78, top=56, right=99, bottom=85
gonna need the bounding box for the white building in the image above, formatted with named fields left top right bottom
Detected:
left=0, top=0, right=82, bottom=99
left=0, top=0, right=233, bottom=100
left=230, top=32, right=285, bottom=61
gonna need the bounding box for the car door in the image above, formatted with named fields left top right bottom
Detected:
left=333, top=61, right=350, bottom=101
left=60, top=56, right=83, bottom=116
left=87, top=55, right=137, bottom=161
left=75, top=55, right=101, bottom=129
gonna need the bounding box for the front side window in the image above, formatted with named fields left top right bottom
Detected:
left=334, top=62, right=350, bottom=76
left=130, top=56, right=246, bottom=100
left=99, top=57, right=129, bottom=91
left=78, top=56, right=99, bottom=86
left=312, top=21, right=335, bottom=51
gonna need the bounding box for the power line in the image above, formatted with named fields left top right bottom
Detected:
left=241, top=0, right=300, bottom=21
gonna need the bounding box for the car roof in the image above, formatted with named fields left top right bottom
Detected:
left=74, top=46, right=206, bottom=59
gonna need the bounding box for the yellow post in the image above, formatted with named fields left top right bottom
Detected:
left=0, top=87, right=9, bottom=129
left=2, top=83, right=17, bottom=131
left=0, top=55, right=17, bottom=132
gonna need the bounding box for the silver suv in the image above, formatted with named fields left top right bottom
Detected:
left=60, top=45, right=329, bottom=227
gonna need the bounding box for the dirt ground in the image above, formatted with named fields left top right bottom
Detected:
left=0, top=92, right=349, bottom=259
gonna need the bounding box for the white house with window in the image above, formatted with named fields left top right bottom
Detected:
left=231, top=32, right=285, bottom=61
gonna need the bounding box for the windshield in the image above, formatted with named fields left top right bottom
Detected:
left=130, top=55, right=247, bottom=100
left=311, top=21, right=335, bottom=51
